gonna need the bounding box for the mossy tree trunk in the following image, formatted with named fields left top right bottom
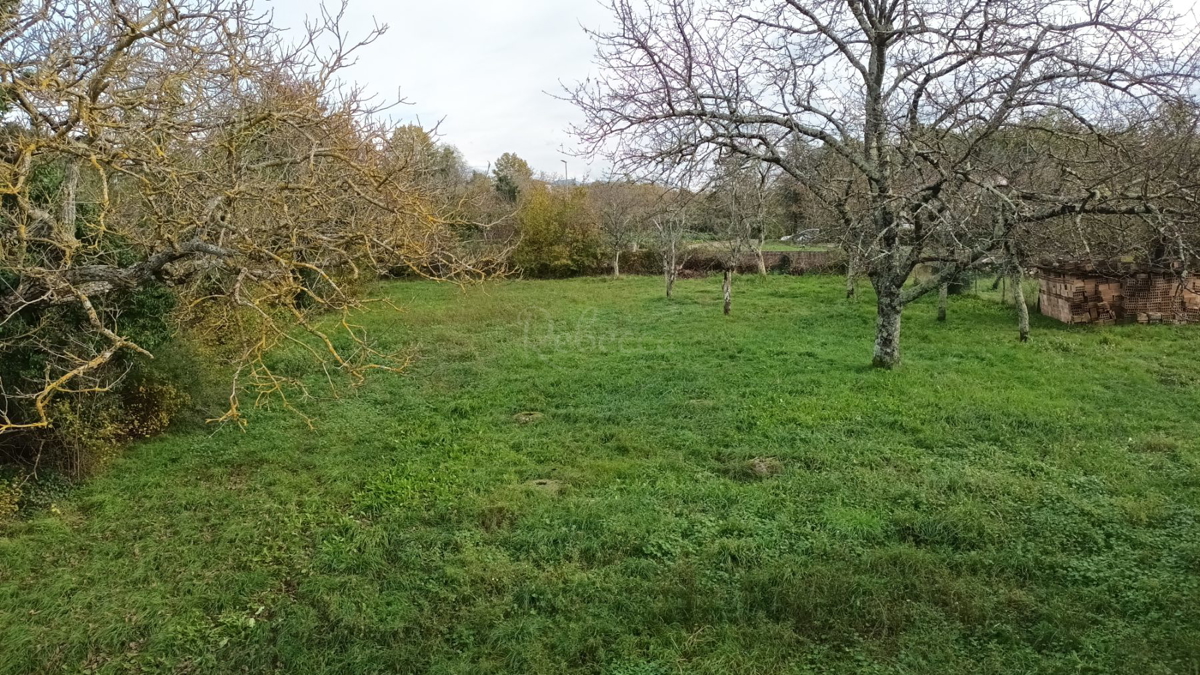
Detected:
left=845, top=253, right=858, bottom=299
left=664, top=246, right=678, bottom=299
left=722, top=268, right=733, bottom=315
left=872, top=279, right=903, bottom=368
left=1013, top=267, right=1030, bottom=342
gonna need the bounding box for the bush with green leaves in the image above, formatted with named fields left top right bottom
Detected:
left=511, top=185, right=604, bottom=278
left=0, top=281, right=197, bottom=478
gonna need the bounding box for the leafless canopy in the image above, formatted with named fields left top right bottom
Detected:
left=587, top=180, right=656, bottom=276
left=570, top=0, right=1200, bottom=365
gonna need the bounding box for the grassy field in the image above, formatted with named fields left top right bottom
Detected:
left=2, top=275, right=1199, bottom=674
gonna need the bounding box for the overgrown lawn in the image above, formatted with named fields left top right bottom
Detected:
left=2, top=275, right=1198, bottom=674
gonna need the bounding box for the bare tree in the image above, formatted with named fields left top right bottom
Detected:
left=710, top=157, right=770, bottom=314
left=589, top=180, right=653, bottom=277
left=571, top=0, right=1200, bottom=367
left=0, top=0, right=490, bottom=436
left=650, top=194, right=694, bottom=298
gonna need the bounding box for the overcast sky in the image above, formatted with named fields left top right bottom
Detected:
left=262, top=1, right=1200, bottom=181
left=264, top=0, right=613, bottom=180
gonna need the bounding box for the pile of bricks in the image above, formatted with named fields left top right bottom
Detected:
left=1037, top=272, right=1121, bottom=325
left=1036, top=263, right=1200, bottom=326
left=1187, top=278, right=1200, bottom=322
left=1124, top=273, right=1200, bottom=325
left=1125, top=274, right=1167, bottom=324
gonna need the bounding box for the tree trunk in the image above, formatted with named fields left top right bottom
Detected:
left=755, top=229, right=768, bottom=276
left=664, top=245, right=678, bottom=298
left=845, top=255, right=858, bottom=299
left=613, top=250, right=621, bottom=278
left=722, top=268, right=732, bottom=315
left=872, top=282, right=903, bottom=368
left=937, top=282, right=949, bottom=322
left=1013, top=268, right=1030, bottom=343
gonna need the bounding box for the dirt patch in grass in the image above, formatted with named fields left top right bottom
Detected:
left=514, top=411, right=544, bottom=425
left=524, top=478, right=565, bottom=495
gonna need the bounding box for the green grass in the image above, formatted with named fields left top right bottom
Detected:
left=2, top=275, right=1199, bottom=674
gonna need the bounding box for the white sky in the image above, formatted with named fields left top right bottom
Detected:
left=263, top=0, right=613, bottom=180
left=262, top=0, right=1200, bottom=181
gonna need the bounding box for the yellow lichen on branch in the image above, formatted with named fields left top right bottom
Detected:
left=0, top=0, right=507, bottom=442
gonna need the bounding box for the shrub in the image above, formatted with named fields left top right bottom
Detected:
left=43, top=397, right=127, bottom=479
left=511, top=185, right=604, bottom=277
left=122, top=380, right=191, bottom=440
left=0, top=282, right=199, bottom=479
left=0, top=478, right=19, bottom=525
